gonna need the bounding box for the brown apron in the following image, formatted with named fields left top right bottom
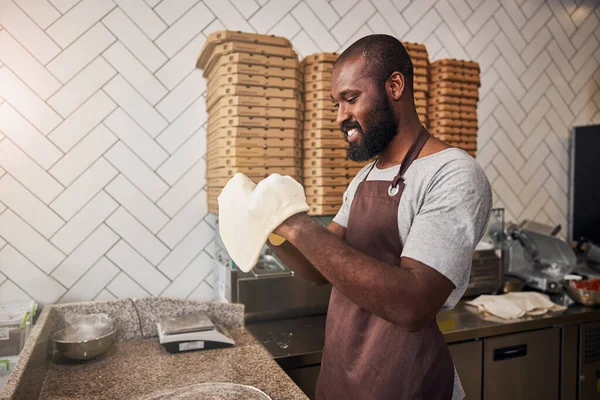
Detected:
left=316, top=127, right=454, bottom=400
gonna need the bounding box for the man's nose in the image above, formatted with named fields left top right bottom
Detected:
left=336, top=103, right=350, bottom=127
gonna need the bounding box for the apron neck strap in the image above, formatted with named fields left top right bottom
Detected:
left=391, top=127, right=429, bottom=188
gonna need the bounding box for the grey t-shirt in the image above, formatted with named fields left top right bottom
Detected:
left=332, top=147, right=493, bottom=400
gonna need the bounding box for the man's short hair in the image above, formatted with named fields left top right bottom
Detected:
left=334, top=34, right=414, bottom=92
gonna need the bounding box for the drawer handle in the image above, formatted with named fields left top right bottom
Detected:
left=493, top=344, right=527, bottom=361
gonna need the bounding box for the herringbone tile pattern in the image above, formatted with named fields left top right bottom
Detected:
left=0, top=0, right=598, bottom=304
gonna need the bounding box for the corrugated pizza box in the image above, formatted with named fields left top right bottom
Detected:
left=428, top=96, right=478, bottom=106
left=304, top=70, right=332, bottom=82
left=305, top=108, right=337, bottom=120
left=210, top=104, right=303, bottom=119
left=303, top=157, right=360, bottom=168
left=303, top=175, right=355, bottom=187
left=198, top=41, right=297, bottom=69
left=411, top=58, right=428, bottom=68
left=305, top=80, right=332, bottom=92
left=304, top=63, right=334, bottom=73
left=206, top=61, right=302, bottom=81
left=202, top=30, right=292, bottom=55
left=415, top=98, right=427, bottom=108
left=208, top=136, right=299, bottom=149
left=206, top=146, right=301, bottom=159
left=402, top=42, right=428, bottom=53
left=304, top=186, right=347, bottom=197
left=207, top=116, right=302, bottom=131
left=304, top=148, right=347, bottom=158
left=429, top=87, right=479, bottom=99
left=414, top=82, right=428, bottom=92
left=429, top=81, right=480, bottom=91
left=204, top=52, right=300, bottom=75
left=430, top=72, right=481, bottom=86
left=207, top=95, right=303, bottom=111
left=304, top=89, right=333, bottom=101
left=309, top=203, right=342, bottom=216
left=429, top=126, right=477, bottom=135
left=301, top=53, right=339, bottom=66
left=206, top=85, right=301, bottom=109
left=414, top=66, right=428, bottom=77
left=303, top=166, right=362, bottom=177
left=304, top=119, right=339, bottom=130
left=206, top=126, right=300, bottom=140
left=306, top=195, right=344, bottom=205
left=428, top=111, right=477, bottom=121
left=428, top=118, right=478, bottom=128
left=207, top=156, right=302, bottom=169
left=406, top=50, right=428, bottom=61
left=305, top=99, right=336, bottom=111
left=414, top=91, right=427, bottom=100
left=303, top=138, right=347, bottom=149
left=430, top=59, right=480, bottom=71
left=429, top=64, right=480, bottom=75
left=429, top=103, right=477, bottom=113
left=208, top=74, right=303, bottom=90
left=303, top=127, right=344, bottom=138
left=206, top=166, right=302, bottom=178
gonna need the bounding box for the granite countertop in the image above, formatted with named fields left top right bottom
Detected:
left=38, top=328, right=307, bottom=400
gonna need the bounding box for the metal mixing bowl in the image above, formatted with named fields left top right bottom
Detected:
left=51, top=328, right=116, bottom=360
left=565, top=284, right=600, bottom=307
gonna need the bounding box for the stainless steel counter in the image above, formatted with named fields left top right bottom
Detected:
left=247, top=301, right=600, bottom=366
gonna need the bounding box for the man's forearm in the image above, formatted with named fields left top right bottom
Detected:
left=280, top=214, right=425, bottom=330
left=266, top=241, right=328, bottom=285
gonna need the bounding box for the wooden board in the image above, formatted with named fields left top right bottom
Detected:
left=305, top=108, right=337, bottom=120
left=304, top=148, right=347, bottom=158
left=207, top=116, right=303, bottom=131
left=198, top=41, right=296, bottom=69
left=206, top=146, right=301, bottom=159
left=308, top=203, right=342, bottom=215
left=305, top=119, right=339, bottom=130
left=303, top=166, right=362, bottom=177
left=303, top=157, right=361, bottom=168
left=428, top=96, right=478, bottom=106
left=207, top=126, right=300, bottom=140
left=208, top=136, right=299, bottom=149
left=304, top=186, right=346, bottom=197
left=207, top=85, right=300, bottom=109
left=305, top=99, right=336, bottom=111
left=204, top=52, right=299, bottom=75
left=302, top=53, right=339, bottom=65
left=430, top=59, right=480, bottom=71
left=428, top=111, right=477, bottom=121
left=211, top=105, right=303, bottom=120
left=204, top=59, right=301, bottom=80
left=207, top=166, right=302, bottom=178
left=207, top=95, right=303, bottom=111
left=306, top=195, right=343, bottom=205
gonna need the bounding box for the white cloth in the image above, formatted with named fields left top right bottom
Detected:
left=465, top=292, right=567, bottom=319
left=217, top=173, right=309, bottom=272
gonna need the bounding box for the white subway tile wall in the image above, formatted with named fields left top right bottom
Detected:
left=0, top=0, right=598, bottom=304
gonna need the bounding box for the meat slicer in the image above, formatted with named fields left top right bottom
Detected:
left=504, top=225, right=578, bottom=294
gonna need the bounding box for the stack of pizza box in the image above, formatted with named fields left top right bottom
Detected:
left=402, top=42, right=430, bottom=129
left=428, top=59, right=480, bottom=157
left=196, top=31, right=304, bottom=213
left=301, top=52, right=367, bottom=216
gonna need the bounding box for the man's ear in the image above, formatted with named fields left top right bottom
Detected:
left=388, top=72, right=405, bottom=101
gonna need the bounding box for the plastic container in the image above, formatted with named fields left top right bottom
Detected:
left=0, top=301, right=37, bottom=357
left=0, top=355, right=18, bottom=389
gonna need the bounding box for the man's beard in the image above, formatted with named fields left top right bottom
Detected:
left=343, top=94, right=398, bottom=162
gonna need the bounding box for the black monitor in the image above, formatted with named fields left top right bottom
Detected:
left=570, top=124, right=600, bottom=245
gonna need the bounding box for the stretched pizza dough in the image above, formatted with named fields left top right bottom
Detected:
left=217, top=173, right=309, bottom=272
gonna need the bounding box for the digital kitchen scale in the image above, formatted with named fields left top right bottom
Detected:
left=156, top=312, right=235, bottom=354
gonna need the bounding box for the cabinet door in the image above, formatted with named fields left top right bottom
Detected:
left=483, top=328, right=560, bottom=400
left=449, top=341, right=482, bottom=400
left=579, top=322, right=600, bottom=399
left=285, top=365, right=321, bottom=400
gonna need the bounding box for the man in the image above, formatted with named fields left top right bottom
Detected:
left=268, top=35, right=492, bottom=399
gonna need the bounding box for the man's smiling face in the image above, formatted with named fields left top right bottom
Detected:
left=330, top=56, right=399, bottom=162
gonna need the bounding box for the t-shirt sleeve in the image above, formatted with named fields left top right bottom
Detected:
left=332, top=186, right=352, bottom=228
left=401, top=159, right=493, bottom=289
